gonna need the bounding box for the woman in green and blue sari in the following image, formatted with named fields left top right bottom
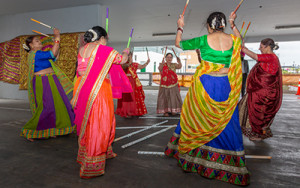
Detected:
left=21, top=28, right=75, bottom=141
left=165, top=12, right=250, bottom=185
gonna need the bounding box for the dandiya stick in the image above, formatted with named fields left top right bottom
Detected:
left=146, top=47, right=149, bottom=59
left=233, top=0, right=245, bottom=14
left=162, top=46, right=168, bottom=62
left=106, top=8, right=109, bottom=32
left=172, top=48, right=178, bottom=58
left=127, top=27, right=134, bottom=48
left=240, top=21, right=245, bottom=35
left=245, top=155, right=272, bottom=159
left=31, top=18, right=54, bottom=29
left=138, top=151, right=165, bottom=156
left=182, top=0, right=190, bottom=16
left=32, top=30, right=52, bottom=38
left=243, top=22, right=251, bottom=38
left=114, top=120, right=168, bottom=142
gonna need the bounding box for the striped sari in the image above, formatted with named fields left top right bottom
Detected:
left=165, top=35, right=250, bottom=185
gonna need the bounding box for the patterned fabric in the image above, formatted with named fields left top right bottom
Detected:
left=19, top=33, right=81, bottom=90
left=165, top=132, right=250, bottom=186
left=115, top=63, right=147, bottom=117
left=239, top=55, right=282, bottom=140
left=165, top=73, right=250, bottom=186
left=0, top=37, right=21, bottom=83
left=72, top=45, right=127, bottom=178
left=27, top=51, right=74, bottom=114
left=20, top=73, right=75, bottom=139
left=160, top=63, right=178, bottom=88
left=257, top=54, right=279, bottom=75
left=178, top=35, right=242, bottom=153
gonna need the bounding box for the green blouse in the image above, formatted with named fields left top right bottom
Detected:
left=180, top=35, right=233, bottom=68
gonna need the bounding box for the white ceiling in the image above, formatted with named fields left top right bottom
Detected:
left=1, top=0, right=300, bottom=43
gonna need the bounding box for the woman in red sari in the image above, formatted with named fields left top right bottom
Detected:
left=157, top=53, right=183, bottom=116
left=239, top=38, right=282, bottom=141
left=72, top=26, right=131, bottom=178
left=116, top=52, right=149, bottom=118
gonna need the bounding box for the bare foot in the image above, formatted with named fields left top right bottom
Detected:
left=249, top=137, right=262, bottom=141
left=107, top=152, right=117, bottom=159
left=163, top=113, right=169, bottom=117
left=27, top=138, right=34, bottom=142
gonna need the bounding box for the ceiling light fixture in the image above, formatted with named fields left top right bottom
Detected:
left=275, top=24, right=300, bottom=30
left=152, top=32, right=176, bottom=37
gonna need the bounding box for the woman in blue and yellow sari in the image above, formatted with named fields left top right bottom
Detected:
left=21, top=28, right=75, bottom=141
left=165, top=12, right=250, bottom=185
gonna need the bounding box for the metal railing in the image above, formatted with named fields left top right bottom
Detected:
left=137, top=72, right=195, bottom=86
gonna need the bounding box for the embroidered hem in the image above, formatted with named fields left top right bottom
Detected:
left=77, top=145, right=116, bottom=178
left=165, top=134, right=250, bottom=186
left=157, top=108, right=181, bottom=114
left=20, top=126, right=75, bottom=139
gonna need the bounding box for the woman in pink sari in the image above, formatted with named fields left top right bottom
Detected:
left=239, top=38, right=282, bottom=141
left=71, top=26, right=131, bottom=178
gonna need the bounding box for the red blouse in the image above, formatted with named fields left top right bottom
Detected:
left=257, top=54, right=279, bottom=75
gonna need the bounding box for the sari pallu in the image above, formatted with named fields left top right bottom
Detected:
left=165, top=35, right=250, bottom=185
left=21, top=51, right=75, bottom=139
left=239, top=60, right=282, bottom=140
left=72, top=45, right=131, bottom=178
left=116, top=63, right=147, bottom=117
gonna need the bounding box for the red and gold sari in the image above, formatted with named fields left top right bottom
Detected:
left=115, top=62, right=147, bottom=117
left=71, top=45, right=131, bottom=178
left=157, top=63, right=182, bottom=114
left=239, top=54, right=282, bottom=140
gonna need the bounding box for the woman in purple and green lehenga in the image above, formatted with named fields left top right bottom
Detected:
left=21, top=28, right=75, bottom=141
left=164, top=12, right=250, bottom=185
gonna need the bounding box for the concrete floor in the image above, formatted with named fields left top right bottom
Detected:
left=0, top=90, right=299, bottom=188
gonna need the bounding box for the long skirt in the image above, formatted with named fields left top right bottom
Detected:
left=73, top=75, right=82, bottom=135
left=77, top=79, right=117, bottom=178
left=115, top=75, right=147, bottom=117
left=156, top=85, right=182, bottom=114
left=165, top=74, right=250, bottom=186
left=21, top=73, right=75, bottom=139
left=239, top=94, right=273, bottom=140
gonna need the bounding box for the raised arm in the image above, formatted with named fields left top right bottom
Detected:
left=228, top=12, right=242, bottom=39
left=242, top=46, right=258, bottom=60
left=138, top=59, right=150, bottom=69
left=175, top=57, right=182, bottom=69
left=158, top=59, right=165, bottom=72
left=51, top=28, right=60, bottom=57
left=175, top=15, right=185, bottom=48
left=120, top=48, right=130, bottom=64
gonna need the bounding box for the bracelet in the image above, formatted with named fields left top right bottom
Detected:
left=177, top=27, right=183, bottom=33
left=231, top=25, right=236, bottom=30
left=54, top=40, right=60, bottom=44
left=122, top=49, right=130, bottom=55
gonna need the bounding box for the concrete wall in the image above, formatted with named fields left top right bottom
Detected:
left=0, top=4, right=103, bottom=99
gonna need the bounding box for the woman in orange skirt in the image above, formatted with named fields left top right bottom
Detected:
left=72, top=26, right=131, bottom=178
